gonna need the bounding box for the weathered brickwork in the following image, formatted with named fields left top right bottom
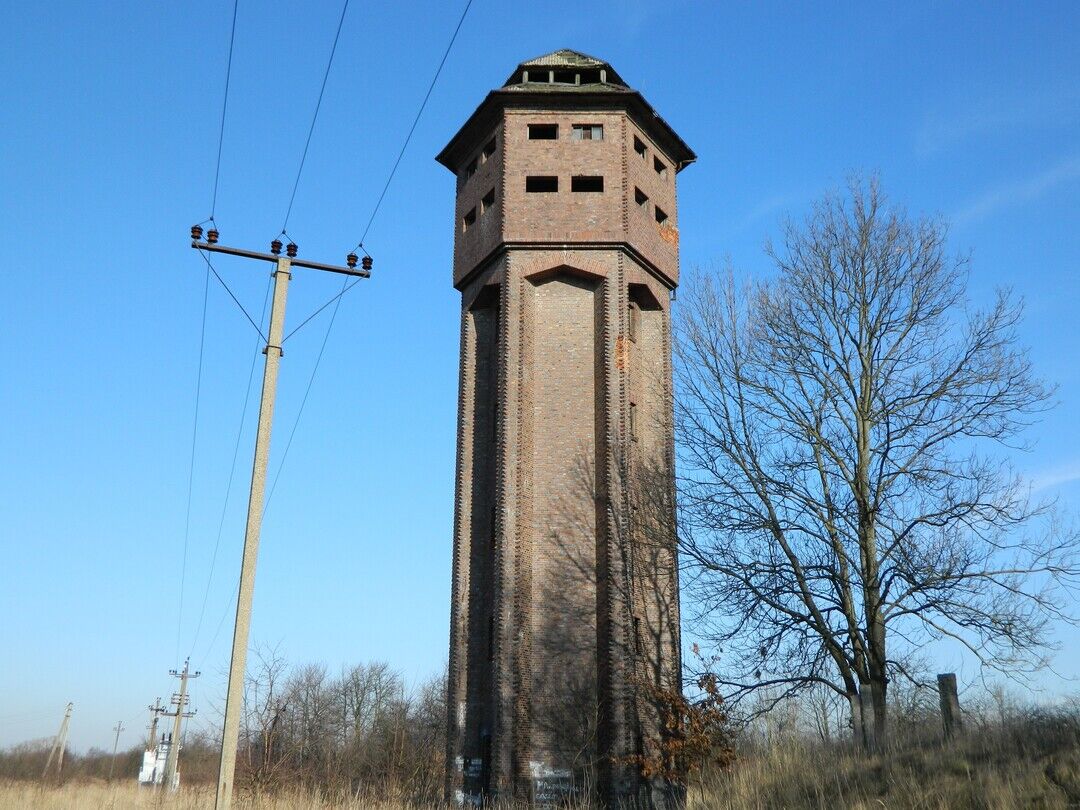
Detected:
left=439, top=50, right=694, bottom=807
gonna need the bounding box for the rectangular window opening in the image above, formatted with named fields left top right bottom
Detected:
left=526, top=175, right=558, bottom=193
left=571, top=175, right=604, bottom=192
left=572, top=124, right=604, bottom=141
left=528, top=123, right=558, bottom=140
left=635, top=187, right=649, bottom=209
left=482, top=137, right=496, bottom=161
left=465, top=157, right=478, bottom=180
left=462, top=207, right=476, bottom=231
left=553, top=70, right=577, bottom=84
left=654, top=206, right=669, bottom=225
left=481, top=188, right=496, bottom=213
left=653, top=156, right=668, bottom=179
left=633, top=136, right=647, bottom=159
left=629, top=302, right=639, bottom=342
left=630, top=402, right=638, bottom=440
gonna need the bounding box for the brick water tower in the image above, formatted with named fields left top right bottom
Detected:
left=437, top=50, right=695, bottom=806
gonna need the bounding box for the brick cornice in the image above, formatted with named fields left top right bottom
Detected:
left=454, top=241, right=676, bottom=293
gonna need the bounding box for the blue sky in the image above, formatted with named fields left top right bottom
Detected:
left=1, top=1, right=1078, bottom=753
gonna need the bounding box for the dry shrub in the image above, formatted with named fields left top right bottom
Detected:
left=623, top=673, right=735, bottom=798
left=694, top=705, right=1080, bottom=809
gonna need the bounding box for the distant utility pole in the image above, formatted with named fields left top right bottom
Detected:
left=189, top=226, right=370, bottom=810
left=147, top=697, right=165, bottom=751
left=162, top=658, right=200, bottom=790
left=41, top=702, right=73, bottom=779
left=108, top=721, right=125, bottom=781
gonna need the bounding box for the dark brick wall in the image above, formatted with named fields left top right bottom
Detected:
left=445, top=80, right=685, bottom=808
left=452, top=109, right=681, bottom=290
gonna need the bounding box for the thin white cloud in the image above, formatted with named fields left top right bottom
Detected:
left=724, top=191, right=806, bottom=238
left=952, top=155, right=1080, bottom=227
left=1028, top=462, right=1080, bottom=494
left=916, top=86, right=1080, bottom=156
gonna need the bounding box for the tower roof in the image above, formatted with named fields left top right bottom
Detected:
left=437, top=51, right=695, bottom=173
left=503, top=49, right=629, bottom=89
left=520, top=48, right=605, bottom=68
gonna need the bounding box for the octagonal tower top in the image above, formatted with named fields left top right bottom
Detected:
left=437, top=51, right=696, bottom=290
left=437, top=49, right=695, bottom=174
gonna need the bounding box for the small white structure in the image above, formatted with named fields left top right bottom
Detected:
left=138, top=735, right=179, bottom=789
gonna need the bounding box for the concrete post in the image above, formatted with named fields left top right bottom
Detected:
left=937, top=673, right=962, bottom=739
left=215, top=257, right=291, bottom=810
left=164, top=659, right=198, bottom=790
left=108, top=721, right=124, bottom=781
left=147, top=698, right=163, bottom=752
left=42, top=703, right=73, bottom=778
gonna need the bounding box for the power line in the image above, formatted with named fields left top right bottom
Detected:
left=210, top=0, right=241, bottom=220
left=280, top=0, right=351, bottom=235
left=262, top=0, right=474, bottom=506
left=353, top=0, right=474, bottom=248
left=188, top=275, right=272, bottom=660
left=189, top=0, right=471, bottom=679
left=198, top=250, right=268, bottom=342
left=179, top=0, right=244, bottom=665
left=201, top=578, right=239, bottom=665
left=176, top=260, right=210, bottom=666
left=265, top=280, right=346, bottom=511
left=186, top=0, right=359, bottom=669
left=282, top=264, right=365, bottom=343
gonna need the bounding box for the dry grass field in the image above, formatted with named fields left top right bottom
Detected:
left=697, top=738, right=1080, bottom=809
left=0, top=782, right=422, bottom=810
left=5, top=709, right=1080, bottom=810
left=7, top=741, right=1080, bottom=810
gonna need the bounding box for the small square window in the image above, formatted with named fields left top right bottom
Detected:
left=481, top=188, right=495, bottom=212
left=571, top=175, right=604, bottom=192
left=526, top=175, right=558, bottom=192
left=655, top=206, right=669, bottom=225
left=528, top=123, right=558, bottom=140
left=635, top=187, right=649, bottom=209
left=572, top=124, right=603, bottom=141
left=653, top=156, right=668, bottom=179
left=462, top=207, right=476, bottom=231
left=633, top=136, right=647, bottom=159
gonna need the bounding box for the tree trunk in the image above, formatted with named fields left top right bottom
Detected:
left=848, top=689, right=868, bottom=748
left=858, top=679, right=887, bottom=750
left=870, top=673, right=888, bottom=748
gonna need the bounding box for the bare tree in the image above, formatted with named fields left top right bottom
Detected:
left=675, top=178, right=1078, bottom=748
left=242, top=644, right=293, bottom=793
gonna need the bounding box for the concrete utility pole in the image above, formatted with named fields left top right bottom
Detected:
left=162, top=657, right=200, bottom=790
left=42, top=702, right=73, bottom=779
left=190, top=228, right=370, bottom=810
left=108, top=721, right=125, bottom=781
left=147, top=697, right=165, bottom=751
